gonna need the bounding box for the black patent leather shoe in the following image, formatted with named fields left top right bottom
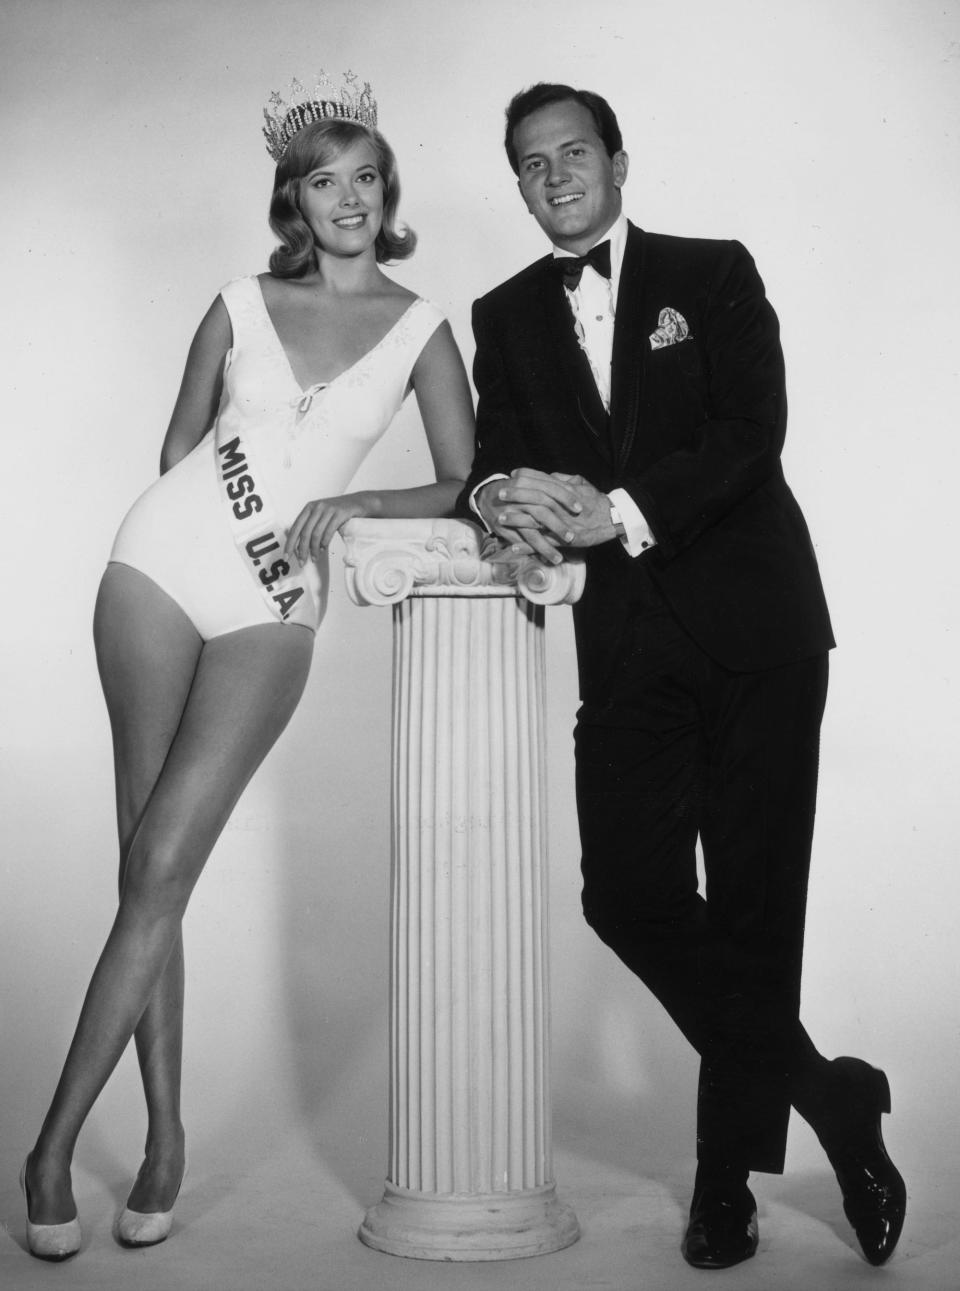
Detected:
left=681, top=1184, right=759, bottom=1269
left=812, top=1057, right=907, bottom=1265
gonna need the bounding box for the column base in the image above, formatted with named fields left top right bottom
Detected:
left=358, top=1180, right=581, bottom=1261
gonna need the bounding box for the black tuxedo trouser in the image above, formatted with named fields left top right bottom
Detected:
left=575, top=577, right=829, bottom=1174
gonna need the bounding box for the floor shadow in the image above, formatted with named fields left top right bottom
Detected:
left=767, top=1168, right=857, bottom=1254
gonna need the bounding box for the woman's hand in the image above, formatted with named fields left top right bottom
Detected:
left=284, top=492, right=374, bottom=563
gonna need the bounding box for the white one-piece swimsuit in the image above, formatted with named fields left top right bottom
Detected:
left=109, top=276, right=445, bottom=639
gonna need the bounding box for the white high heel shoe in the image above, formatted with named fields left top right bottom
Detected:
left=115, top=1159, right=187, bottom=1247
left=19, top=1156, right=82, bottom=1261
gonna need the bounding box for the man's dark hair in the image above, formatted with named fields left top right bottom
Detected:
left=504, top=83, right=623, bottom=174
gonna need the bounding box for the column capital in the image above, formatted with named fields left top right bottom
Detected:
left=341, top=518, right=585, bottom=608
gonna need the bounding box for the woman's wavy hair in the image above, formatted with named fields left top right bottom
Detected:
left=268, top=116, right=415, bottom=277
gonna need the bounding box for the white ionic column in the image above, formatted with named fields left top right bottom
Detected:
left=342, top=518, right=584, bottom=1261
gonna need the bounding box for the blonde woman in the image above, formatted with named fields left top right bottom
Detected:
left=21, top=77, right=474, bottom=1259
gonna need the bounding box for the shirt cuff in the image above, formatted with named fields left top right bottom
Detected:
left=469, top=474, right=508, bottom=532
left=608, top=488, right=656, bottom=558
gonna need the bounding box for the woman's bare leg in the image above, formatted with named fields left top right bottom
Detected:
left=26, top=571, right=312, bottom=1223
left=94, top=566, right=201, bottom=1212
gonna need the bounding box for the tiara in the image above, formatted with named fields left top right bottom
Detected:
left=263, top=71, right=378, bottom=163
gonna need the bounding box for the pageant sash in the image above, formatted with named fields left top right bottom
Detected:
left=214, top=412, right=316, bottom=628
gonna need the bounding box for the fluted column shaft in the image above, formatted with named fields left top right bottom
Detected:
left=343, top=519, right=583, bottom=1261
left=391, top=593, right=548, bottom=1196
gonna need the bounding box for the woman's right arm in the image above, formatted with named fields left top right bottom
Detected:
left=159, top=296, right=233, bottom=474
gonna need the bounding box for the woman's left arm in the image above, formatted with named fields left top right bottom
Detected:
left=285, top=321, right=476, bottom=561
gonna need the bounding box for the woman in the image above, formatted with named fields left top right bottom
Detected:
left=20, top=78, right=475, bottom=1259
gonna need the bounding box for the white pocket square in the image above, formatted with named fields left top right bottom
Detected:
left=649, top=307, right=691, bottom=350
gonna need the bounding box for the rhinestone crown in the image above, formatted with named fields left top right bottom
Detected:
left=263, top=71, right=378, bottom=163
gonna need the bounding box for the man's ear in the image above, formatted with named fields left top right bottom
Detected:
left=517, top=178, right=532, bottom=213
left=612, top=150, right=629, bottom=190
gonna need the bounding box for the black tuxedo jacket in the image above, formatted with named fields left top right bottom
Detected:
left=461, top=223, right=834, bottom=701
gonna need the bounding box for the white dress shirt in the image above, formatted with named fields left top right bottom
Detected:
left=552, top=213, right=654, bottom=556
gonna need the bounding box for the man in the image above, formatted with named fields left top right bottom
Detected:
left=461, top=83, right=906, bottom=1270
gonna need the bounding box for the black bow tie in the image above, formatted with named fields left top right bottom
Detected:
left=555, top=240, right=612, bottom=289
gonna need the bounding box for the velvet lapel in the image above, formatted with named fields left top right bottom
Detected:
left=610, top=223, right=647, bottom=471
left=535, top=261, right=612, bottom=461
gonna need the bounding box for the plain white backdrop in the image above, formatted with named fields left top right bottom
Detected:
left=2, top=1, right=958, bottom=1287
